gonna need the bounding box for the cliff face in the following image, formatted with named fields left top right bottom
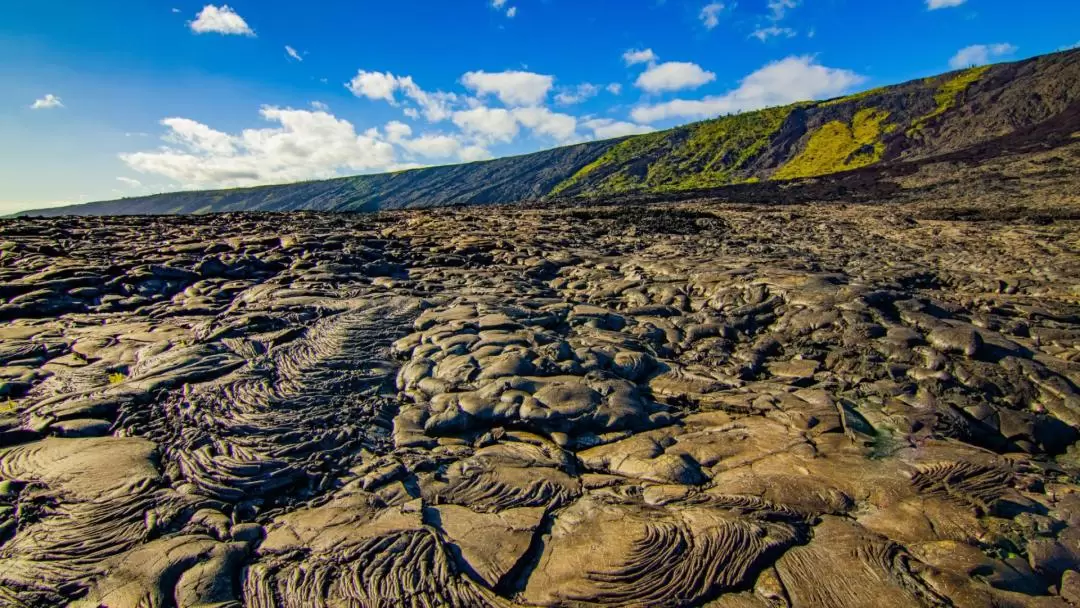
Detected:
left=553, top=49, right=1080, bottom=196
left=20, top=49, right=1080, bottom=216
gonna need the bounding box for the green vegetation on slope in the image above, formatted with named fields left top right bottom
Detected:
left=908, top=65, right=991, bottom=134
left=553, top=104, right=798, bottom=195
left=645, top=104, right=798, bottom=190
left=551, top=131, right=671, bottom=195
left=773, top=108, right=892, bottom=180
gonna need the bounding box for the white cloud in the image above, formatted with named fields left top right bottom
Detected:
left=489, top=0, right=515, bottom=18
left=767, top=0, right=799, bottom=20
left=927, top=0, right=966, bottom=9
left=116, top=177, right=142, bottom=188
left=382, top=121, right=489, bottom=163
left=700, top=3, right=725, bottom=29
left=161, top=117, right=237, bottom=156
left=623, top=48, right=658, bottom=66
left=948, top=43, right=1017, bottom=69
left=346, top=71, right=457, bottom=121
left=631, top=55, right=865, bottom=123
left=400, top=134, right=463, bottom=158
left=459, top=146, right=494, bottom=162
left=607, top=83, right=623, bottom=95
left=171, top=8, right=181, bottom=13
left=511, top=107, right=578, bottom=141
left=583, top=118, right=655, bottom=139
left=347, top=71, right=399, bottom=102
left=451, top=106, right=520, bottom=142
left=121, top=106, right=399, bottom=188
left=555, top=83, right=600, bottom=105
left=383, top=120, right=413, bottom=143
left=635, top=61, right=716, bottom=93
left=30, top=94, right=63, bottom=109
left=189, top=5, right=254, bottom=36
left=752, top=26, right=797, bottom=41
left=285, top=45, right=302, bottom=61
left=310, top=101, right=329, bottom=111
left=461, top=70, right=554, bottom=106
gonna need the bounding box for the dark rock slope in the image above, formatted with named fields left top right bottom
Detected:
left=19, top=48, right=1080, bottom=217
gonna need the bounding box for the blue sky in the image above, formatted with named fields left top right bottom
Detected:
left=1, top=0, right=1077, bottom=213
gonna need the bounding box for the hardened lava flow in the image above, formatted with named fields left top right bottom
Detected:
left=0, top=200, right=1079, bottom=607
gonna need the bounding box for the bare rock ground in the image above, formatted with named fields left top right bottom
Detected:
left=0, top=195, right=1079, bottom=607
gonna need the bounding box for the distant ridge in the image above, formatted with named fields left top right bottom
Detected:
left=19, top=48, right=1080, bottom=217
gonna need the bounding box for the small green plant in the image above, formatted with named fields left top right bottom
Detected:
left=0, top=399, right=17, bottom=415
left=108, top=372, right=126, bottom=384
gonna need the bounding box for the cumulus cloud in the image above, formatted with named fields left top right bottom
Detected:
left=631, top=55, right=865, bottom=123
left=285, top=45, right=302, bottom=61
left=347, top=71, right=399, bottom=102
left=607, top=83, right=623, bottom=95
left=506, top=7, right=517, bottom=18
left=451, top=106, right=520, bottom=142
left=699, top=3, right=725, bottom=29
left=635, top=61, right=716, bottom=93
left=623, top=48, right=658, bottom=66
left=927, top=0, right=966, bottom=8
left=461, top=70, right=554, bottom=106
left=378, top=121, right=491, bottom=162
left=555, top=83, right=600, bottom=105
left=30, top=94, right=63, bottom=109
left=948, top=43, right=1017, bottom=69
left=121, top=106, right=399, bottom=188
left=189, top=5, right=254, bottom=36
left=383, top=120, right=413, bottom=143
left=447, top=104, right=579, bottom=144
left=116, top=177, right=142, bottom=188
left=751, top=26, right=797, bottom=41
left=346, top=71, right=457, bottom=121
left=459, top=146, right=494, bottom=162
left=583, top=118, right=655, bottom=139
left=399, top=134, right=464, bottom=158
left=511, top=107, right=578, bottom=141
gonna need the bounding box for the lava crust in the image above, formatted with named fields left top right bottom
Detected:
left=1, top=198, right=1079, bottom=607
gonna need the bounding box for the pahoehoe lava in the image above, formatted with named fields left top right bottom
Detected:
left=1, top=180, right=1080, bottom=607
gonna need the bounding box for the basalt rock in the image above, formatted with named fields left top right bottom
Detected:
left=0, top=200, right=1077, bottom=607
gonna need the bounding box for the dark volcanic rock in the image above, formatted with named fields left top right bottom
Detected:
left=0, top=195, right=1078, bottom=607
